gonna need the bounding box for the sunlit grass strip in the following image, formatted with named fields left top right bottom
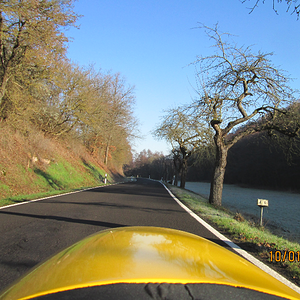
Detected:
left=0, top=186, right=100, bottom=208
left=0, top=157, right=113, bottom=207
left=168, top=184, right=300, bottom=283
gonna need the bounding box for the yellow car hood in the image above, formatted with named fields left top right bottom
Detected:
left=0, top=226, right=299, bottom=299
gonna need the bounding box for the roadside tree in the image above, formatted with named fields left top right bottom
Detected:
left=101, top=73, right=138, bottom=165
left=192, top=25, right=299, bottom=206
left=0, top=0, right=78, bottom=119
left=30, top=63, right=96, bottom=137
left=153, top=106, right=212, bottom=189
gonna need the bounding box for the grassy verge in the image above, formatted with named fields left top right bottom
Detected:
left=167, top=184, right=300, bottom=287
left=0, top=186, right=99, bottom=207
left=0, top=158, right=117, bottom=208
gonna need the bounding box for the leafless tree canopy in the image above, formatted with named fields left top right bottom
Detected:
left=192, top=24, right=299, bottom=206
left=194, top=24, right=297, bottom=139
left=241, top=0, right=300, bottom=19
left=154, top=106, right=211, bottom=149
left=153, top=106, right=212, bottom=188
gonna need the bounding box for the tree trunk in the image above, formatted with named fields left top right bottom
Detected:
left=174, top=171, right=179, bottom=186
left=0, top=74, right=10, bottom=119
left=104, top=143, right=109, bottom=165
left=173, top=156, right=180, bottom=187
left=209, top=135, right=228, bottom=206
left=180, top=156, right=188, bottom=189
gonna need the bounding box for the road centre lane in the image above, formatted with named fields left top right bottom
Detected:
left=0, top=178, right=228, bottom=290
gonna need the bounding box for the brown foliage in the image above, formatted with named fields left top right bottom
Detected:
left=0, top=1, right=138, bottom=174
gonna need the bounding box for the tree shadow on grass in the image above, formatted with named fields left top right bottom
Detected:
left=81, top=157, right=104, bottom=182
left=34, top=168, right=64, bottom=190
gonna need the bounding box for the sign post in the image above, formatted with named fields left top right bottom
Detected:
left=257, top=199, right=269, bottom=226
left=172, top=175, right=175, bottom=185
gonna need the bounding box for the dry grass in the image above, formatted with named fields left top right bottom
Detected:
left=0, top=122, right=118, bottom=202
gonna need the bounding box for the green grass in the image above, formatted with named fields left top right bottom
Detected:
left=46, top=160, right=88, bottom=188
left=0, top=189, right=73, bottom=207
left=81, top=158, right=112, bottom=183
left=0, top=184, right=10, bottom=197
left=0, top=158, right=116, bottom=208
left=0, top=183, right=108, bottom=208
left=168, top=184, right=300, bottom=284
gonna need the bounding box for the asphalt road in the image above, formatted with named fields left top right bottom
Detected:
left=0, top=178, right=230, bottom=291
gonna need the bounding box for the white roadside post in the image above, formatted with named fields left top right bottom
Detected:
left=104, top=174, right=107, bottom=184
left=257, top=199, right=269, bottom=226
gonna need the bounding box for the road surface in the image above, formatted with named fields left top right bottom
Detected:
left=0, top=178, right=250, bottom=291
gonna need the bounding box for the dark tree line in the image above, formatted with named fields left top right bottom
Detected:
left=124, top=149, right=175, bottom=182
left=126, top=106, right=300, bottom=192
left=187, top=104, right=300, bottom=191
left=226, top=133, right=300, bottom=190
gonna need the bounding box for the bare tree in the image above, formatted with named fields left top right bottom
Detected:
left=153, top=106, right=212, bottom=188
left=192, top=24, right=299, bottom=206
left=241, top=0, right=300, bottom=18
left=101, top=73, right=138, bottom=165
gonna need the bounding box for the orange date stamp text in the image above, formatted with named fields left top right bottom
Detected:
left=269, top=250, right=300, bottom=263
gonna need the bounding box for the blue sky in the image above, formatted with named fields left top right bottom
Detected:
left=66, top=0, right=300, bottom=155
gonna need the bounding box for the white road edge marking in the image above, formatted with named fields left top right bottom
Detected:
left=0, top=183, right=121, bottom=210
left=161, top=182, right=300, bottom=295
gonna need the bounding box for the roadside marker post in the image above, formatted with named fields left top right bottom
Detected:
left=104, top=173, right=107, bottom=184
left=172, top=175, right=175, bottom=185
left=257, top=199, right=269, bottom=226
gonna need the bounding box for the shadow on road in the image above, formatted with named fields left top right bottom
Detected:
left=0, top=259, right=38, bottom=272
left=87, top=179, right=171, bottom=199
left=40, top=200, right=186, bottom=215
left=0, top=211, right=125, bottom=228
